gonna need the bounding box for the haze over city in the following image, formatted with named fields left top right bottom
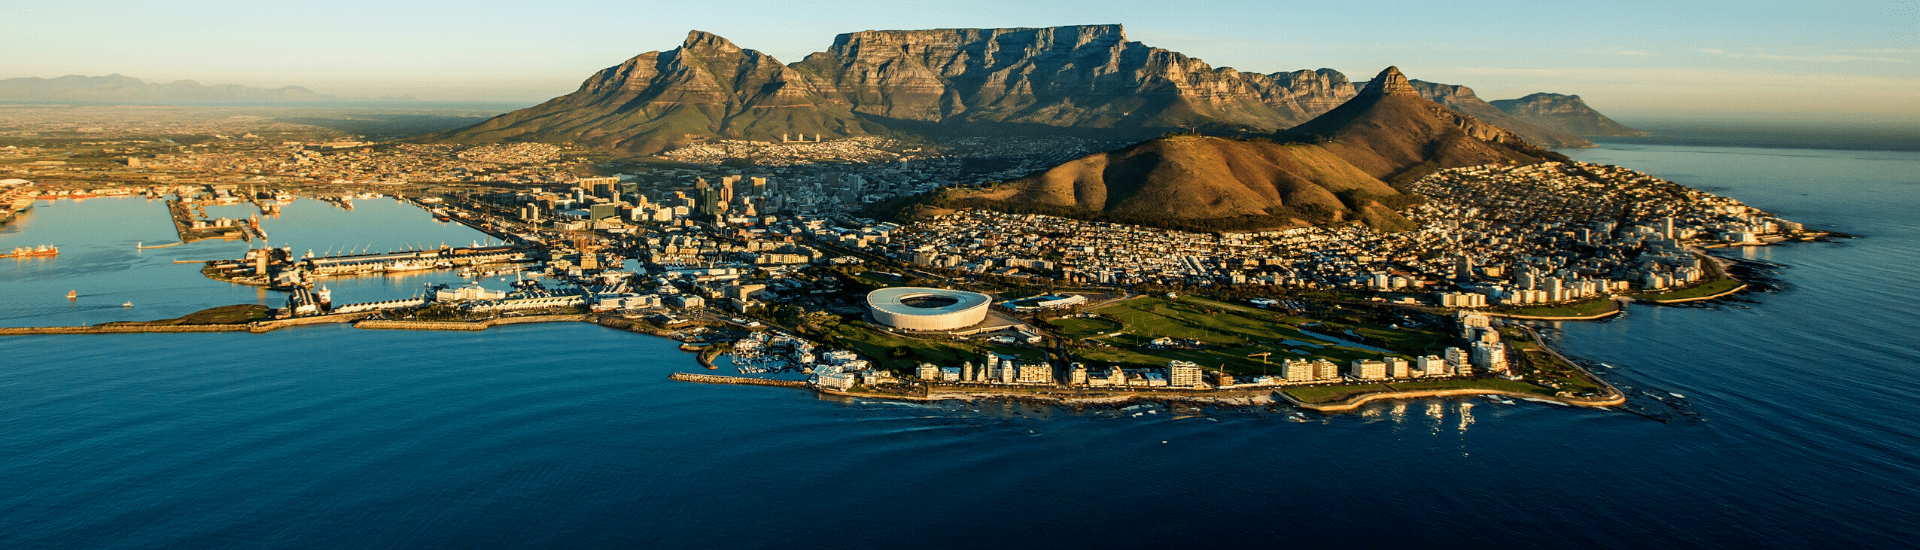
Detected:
left=7, top=0, right=1918, bottom=123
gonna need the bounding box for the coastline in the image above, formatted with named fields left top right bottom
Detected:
left=1277, top=387, right=1625, bottom=412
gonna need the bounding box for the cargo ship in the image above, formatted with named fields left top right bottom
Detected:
left=8, top=244, right=58, bottom=257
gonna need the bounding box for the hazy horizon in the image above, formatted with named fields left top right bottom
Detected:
left=5, top=0, right=1916, bottom=125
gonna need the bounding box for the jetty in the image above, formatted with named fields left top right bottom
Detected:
left=669, top=372, right=812, bottom=389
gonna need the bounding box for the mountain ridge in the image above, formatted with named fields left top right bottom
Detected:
left=434, top=25, right=1630, bottom=156
left=0, top=74, right=333, bottom=103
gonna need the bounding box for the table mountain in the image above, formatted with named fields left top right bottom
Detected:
left=1491, top=93, right=1647, bottom=137
left=436, top=25, right=1632, bottom=155
left=788, top=25, right=1355, bottom=136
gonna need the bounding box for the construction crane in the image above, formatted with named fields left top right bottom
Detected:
left=1247, top=352, right=1272, bottom=364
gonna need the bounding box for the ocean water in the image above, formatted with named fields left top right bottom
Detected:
left=2, top=145, right=1917, bottom=548
left=0, top=196, right=493, bottom=327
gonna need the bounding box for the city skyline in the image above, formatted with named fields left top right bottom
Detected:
left=7, top=0, right=1917, bottom=124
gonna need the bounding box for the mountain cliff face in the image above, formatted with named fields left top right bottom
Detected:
left=1491, top=93, right=1646, bottom=137
left=437, top=31, right=867, bottom=154
left=0, top=75, right=332, bottom=103
left=789, top=25, right=1353, bottom=134
left=437, top=25, right=1631, bottom=155
left=926, top=67, right=1564, bottom=232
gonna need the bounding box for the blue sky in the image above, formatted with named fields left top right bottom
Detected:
left=5, top=0, right=1916, bottom=123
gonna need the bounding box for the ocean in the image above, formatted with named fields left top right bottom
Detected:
left=1, top=143, right=1916, bottom=548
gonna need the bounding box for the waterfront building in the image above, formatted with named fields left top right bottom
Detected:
left=1168, top=360, right=1202, bottom=387
left=1471, top=341, right=1508, bottom=373
left=1415, top=355, right=1445, bottom=377
left=1313, top=359, right=1339, bottom=380
left=1018, top=363, right=1053, bottom=385
left=1444, top=347, right=1471, bottom=375
left=1348, top=359, right=1387, bottom=380
left=1282, top=359, right=1315, bottom=383
left=1069, top=363, right=1088, bottom=385
left=1384, top=357, right=1411, bottom=378
left=916, top=363, right=938, bottom=381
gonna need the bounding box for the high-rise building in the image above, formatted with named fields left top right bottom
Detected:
left=1313, top=359, right=1339, bottom=380
left=1168, top=360, right=1202, bottom=387
left=1348, top=359, right=1387, bottom=380
left=1384, top=357, right=1411, bottom=378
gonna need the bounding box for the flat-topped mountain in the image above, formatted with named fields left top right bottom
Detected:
left=436, top=25, right=1630, bottom=155
left=921, top=67, right=1566, bottom=232
left=1491, top=93, right=1646, bottom=137
left=0, top=74, right=333, bottom=103
left=788, top=25, right=1355, bottom=135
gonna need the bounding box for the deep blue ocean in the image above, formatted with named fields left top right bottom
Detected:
left=2, top=144, right=1916, bottom=548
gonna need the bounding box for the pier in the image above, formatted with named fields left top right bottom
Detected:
left=668, top=372, right=812, bottom=389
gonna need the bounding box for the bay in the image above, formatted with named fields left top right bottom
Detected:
left=1, top=143, right=1916, bottom=548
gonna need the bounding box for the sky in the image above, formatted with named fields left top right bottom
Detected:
left=4, top=0, right=1917, bottom=124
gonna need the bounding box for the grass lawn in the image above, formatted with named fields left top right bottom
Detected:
left=106, top=304, right=269, bottom=326
left=1494, top=298, right=1618, bottom=318
left=1284, top=384, right=1393, bottom=404
left=1049, top=316, right=1121, bottom=340
left=1633, top=276, right=1744, bottom=302
left=1075, top=295, right=1447, bottom=377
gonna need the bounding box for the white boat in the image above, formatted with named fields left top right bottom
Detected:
left=122, top=301, right=133, bottom=308
left=1669, top=392, right=1687, bottom=399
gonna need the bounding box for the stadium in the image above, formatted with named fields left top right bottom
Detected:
left=866, top=287, right=993, bottom=331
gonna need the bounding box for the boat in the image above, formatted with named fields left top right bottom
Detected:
left=1669, top=392, right=1687, bottom=399
left=67, top=290, right=77, bottom=300
left=122, top=301, right=133, bottom=308
left=383, top=261, right=432, bottom=273
left=1600, top=363, right=1616, bottom=369
left=8, top=244, right=58, bottom=257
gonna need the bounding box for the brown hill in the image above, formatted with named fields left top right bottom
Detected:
left=924, top=67, right=1565, bottom=232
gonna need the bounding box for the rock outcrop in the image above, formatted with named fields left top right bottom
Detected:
left=437, top=31, right=868, bottom=154
left=1491, top=93, right=1647, bottom=137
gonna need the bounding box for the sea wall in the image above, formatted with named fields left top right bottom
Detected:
left=353, top=314, right=590, bottom=331
left=0, top=324, right=249, bottom=335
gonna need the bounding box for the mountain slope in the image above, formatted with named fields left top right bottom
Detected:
left=1281, top=67, right=1564, bottom=185
left=1407, top=80, right=1594, bottom=148
left=1491, top=93, right=1646, bottom=137
left=437, top=31, right=868, bottom=154
left=924, top=67, right=1564, bottom=232
left=0, top=75, right=332, bottom=103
